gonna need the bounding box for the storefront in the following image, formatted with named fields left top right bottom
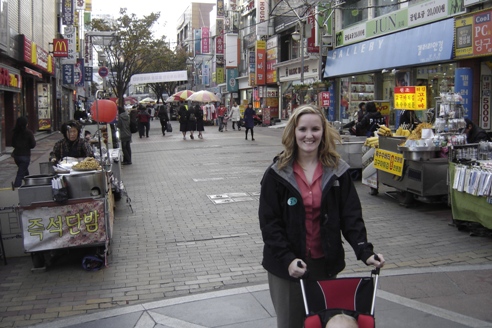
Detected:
left=0, top=64, right=22, bottom=153
left=276, top=57, right=320, bottom=119
left=21, top=35, right=56, bottom=132
left=324, top=18, right=455, bottom=125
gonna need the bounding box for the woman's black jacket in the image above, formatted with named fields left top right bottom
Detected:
left=258, top=158, right=375, bottom=281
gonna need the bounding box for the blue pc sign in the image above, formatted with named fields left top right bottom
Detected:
left=98, top=66, right=109, bottom=78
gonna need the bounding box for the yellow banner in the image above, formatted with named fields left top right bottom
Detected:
left=374, top=148, right=404, bottom=176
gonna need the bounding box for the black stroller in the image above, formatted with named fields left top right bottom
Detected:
left=301, top=264, right=380, bottom=328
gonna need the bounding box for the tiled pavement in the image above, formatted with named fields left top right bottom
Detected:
left=0, top=120, right=491, bottom=327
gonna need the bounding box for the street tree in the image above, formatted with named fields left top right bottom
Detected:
left=90, top=9, right=160, bottom=106
left=144, top=39, right=189, bottom=104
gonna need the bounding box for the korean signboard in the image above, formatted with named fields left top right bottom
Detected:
left=455, top=67, right=473, bottom=119
left=481, top=75, right=491, bottom=129
left=455, top=9, right=492, bottom=58
left=373, top=149, right=405, bottom=177
left=62, top=0, right=74, bottom=25
left=20, top=199, right=107, bottom=252
left=394, top=86, right=427, bottom=110
left=256, top=40, right=266, bottom=85
left=202, top=27, right=210, bottom=54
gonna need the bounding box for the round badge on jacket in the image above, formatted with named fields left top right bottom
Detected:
left=287, top=197, right=297, bottom=206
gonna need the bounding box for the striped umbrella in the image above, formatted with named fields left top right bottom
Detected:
left=186, top=90, right=220, bottom=103
left=171, top=90, right=195, bottom=101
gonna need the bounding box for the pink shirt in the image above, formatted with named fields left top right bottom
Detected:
left=293, top=161, right=324, bottom=259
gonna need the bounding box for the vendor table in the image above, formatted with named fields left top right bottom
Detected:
left=449, top=163, right=492, bottom=230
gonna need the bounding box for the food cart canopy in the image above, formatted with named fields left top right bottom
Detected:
left=130, top=71, right=188, bottom=85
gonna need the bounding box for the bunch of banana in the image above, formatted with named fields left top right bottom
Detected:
left=364, top=136, right=379, bottom=148
left=377, top=125, right=392, bottom=136
left=394, top=126, right=411, bottom=137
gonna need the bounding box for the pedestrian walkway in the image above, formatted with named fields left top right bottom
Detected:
left=1, top=120, right=491, bottom=328
left=30, top=265, right=492, bottom=328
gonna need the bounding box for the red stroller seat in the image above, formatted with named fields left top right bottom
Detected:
left=301, top=267, right=380, bottom=328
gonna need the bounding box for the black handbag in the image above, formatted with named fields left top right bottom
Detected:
left=166, top=122, right=172, bottom=133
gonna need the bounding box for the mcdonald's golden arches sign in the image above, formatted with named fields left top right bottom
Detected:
left=53, top=39, right=68, bottom=57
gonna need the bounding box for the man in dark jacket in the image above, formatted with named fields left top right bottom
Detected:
left=355, top=101, right=386, bottom=137
left=464, top=118, right=490, bottom=143
left=157, top=105, right=170, bottom=136
left=117, top=106, right=132, bottom=165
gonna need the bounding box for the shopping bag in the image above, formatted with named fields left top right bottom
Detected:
left=166, top=121, right=173, bottom=133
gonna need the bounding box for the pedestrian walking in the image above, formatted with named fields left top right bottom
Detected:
left=178, top=104, right=189, bottom=140
left=195, top=104, right=205, bottom=139
left=11, top=117, right=36, bottom=188
left=187, top=103, right=197, bottom=140
left=258, top=104, right=385, bottom=328
left=217, top=103, right=227, bottom=132
left=137, top=105, right=151, bottom=138
left=157, top=104, right=170, bottom=136
left=243, top=102, right=256, bottom=141
left=117, top=106, right=132, bottom=165
left=230, top=101, right=241, bottom=131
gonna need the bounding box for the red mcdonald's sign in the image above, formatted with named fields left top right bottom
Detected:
left=53, top=39, right=68, bottom=57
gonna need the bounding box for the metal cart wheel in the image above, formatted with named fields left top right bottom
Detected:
left=369, top=188, right=378, bottom=196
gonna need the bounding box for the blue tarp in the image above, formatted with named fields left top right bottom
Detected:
left=324, top=18, right=455, bottom=78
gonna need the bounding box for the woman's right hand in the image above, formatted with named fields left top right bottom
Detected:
left=288, top=259, right=307, bottom=279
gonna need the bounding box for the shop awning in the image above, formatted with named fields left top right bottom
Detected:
left=324, top=18, right=454, bottom=78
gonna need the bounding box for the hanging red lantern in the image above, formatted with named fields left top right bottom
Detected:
left=90, top=100, right=117, bottom=123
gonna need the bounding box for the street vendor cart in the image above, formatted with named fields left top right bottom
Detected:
left=18, top=163, right=115, bottom=269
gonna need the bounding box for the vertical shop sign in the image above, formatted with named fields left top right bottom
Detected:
left=225, top=34, right=238, bottom=68
left=455, top=68, right=473, bottom=119
left=202, top=64, right=210, bottom=86
left=249, top=51, right=256, bottom=86
left=84, top=34, right=92, bottom=64
left=85, top=66, right=93, bottom=83
left=216, top=67, right=225, bottom=84
left=319, top=91, right=330, bottom=107
left=194, top=29, right=201, bottom=55
left=481, top=75, right=491, bottom=129
left=216, top=19, right=224, bottom=54
left=226, top=68, right=238, bottom=92
left=327, top=83, right=335, bottom=121
left=256, top=40, right=266, bottom=85
left=217, top=0, right=225, bottom=17
left=74, top=58, right=85, bottom=86
left=62, top=64, right=74, bottom=85
left=256, top=0, right=269, bottom=36
left=266, top=36, right=278, bottom=84
left=201, top=27, right=210, bottom=54
left=307, top=7, right=319, bottom=53
left=62, top=0, right=74, bottom=25
left=63, top=26, right=77, bottom=64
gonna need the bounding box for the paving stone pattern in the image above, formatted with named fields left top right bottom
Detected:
left=0, top=121, right=491, bottom=327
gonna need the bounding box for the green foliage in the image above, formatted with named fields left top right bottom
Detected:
left=89, top=9, right=162, bottom=105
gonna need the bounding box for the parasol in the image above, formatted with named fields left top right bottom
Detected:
left=186, top=90, right=220, bottom=103
left=171, top=90, right=194, bottom=101
left=139, top=97, right=156, bottom=104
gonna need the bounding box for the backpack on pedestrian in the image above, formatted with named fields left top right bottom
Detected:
left=189, top=111, right=197, bottom=122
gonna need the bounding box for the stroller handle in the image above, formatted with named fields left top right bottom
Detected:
left=298, top=261, right=310, bottom=316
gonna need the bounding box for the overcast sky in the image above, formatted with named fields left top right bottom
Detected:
left=92, top=0, right=216, bottom=45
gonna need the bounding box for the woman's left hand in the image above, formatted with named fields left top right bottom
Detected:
left=366, top=253, right=385, bottom=268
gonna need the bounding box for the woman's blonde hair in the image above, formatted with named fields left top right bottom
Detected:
left=277, top=104, right=341, bottom=170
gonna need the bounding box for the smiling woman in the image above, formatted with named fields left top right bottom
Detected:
left=258, top=104, right=386, bottom=328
